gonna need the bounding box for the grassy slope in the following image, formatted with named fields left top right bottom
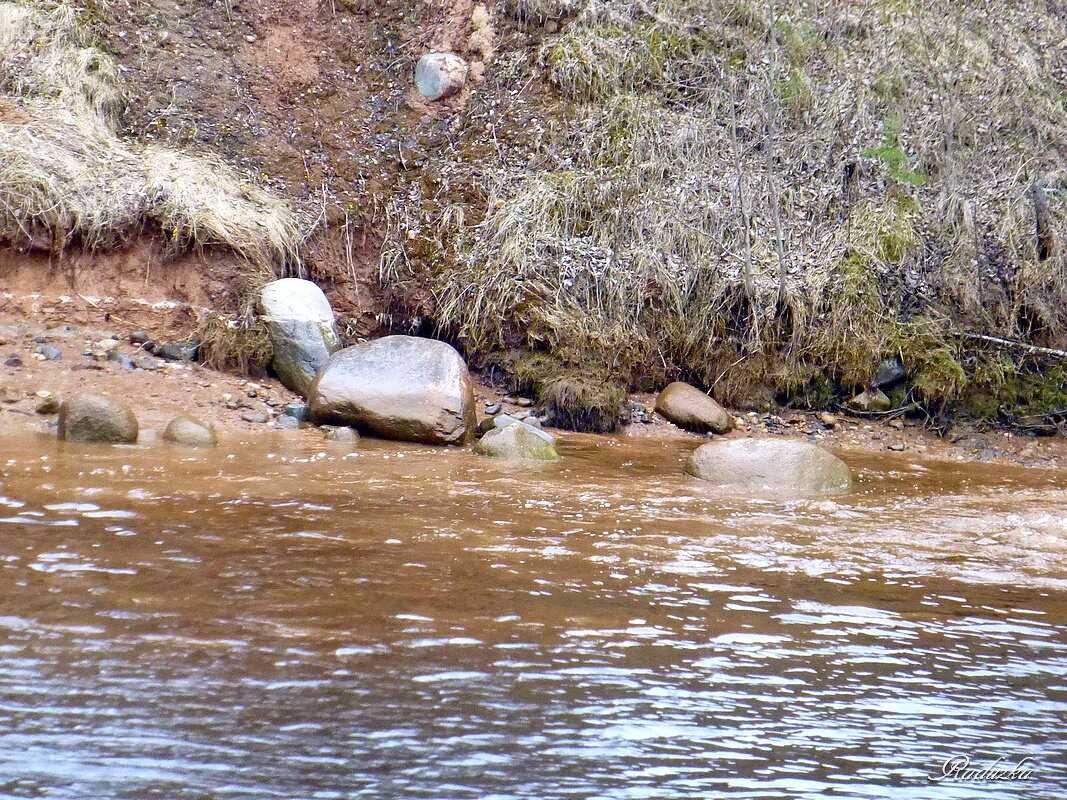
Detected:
left=5, top=0, right=1067, bottom=432
left=382, top=0, right=1067, bottom=430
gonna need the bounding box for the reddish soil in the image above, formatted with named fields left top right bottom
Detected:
left=93, top=0, right=512, bottom=328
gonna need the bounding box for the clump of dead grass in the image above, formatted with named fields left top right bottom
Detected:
left=0, top=1, right=305, bottom=269
left=383, top=0, right=1067, bottom=427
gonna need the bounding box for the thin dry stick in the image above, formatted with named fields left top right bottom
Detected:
left=762, top=0, right=789, bottom=307
left=726, top=76, right=758, bottom=342
left=963, top=332, right=1067, bottom=360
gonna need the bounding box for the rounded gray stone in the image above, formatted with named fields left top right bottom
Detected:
left=685, top=438, right=851, bottom=493
left=259, top=278, right=340, bottom=397
left=309, top=335, right=476, bottom=445
left=655, top=381, right=732, bottom=434
left=475, top=423, right=560, bottom=461
left=414, top=53, right=468, bottom=101
left=162, top=415, right=218, bottom=447
left=58, top=393, right=138, bottom=444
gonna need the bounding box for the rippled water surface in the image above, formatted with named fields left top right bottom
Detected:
left=0, top=429, right=1065, bottom=799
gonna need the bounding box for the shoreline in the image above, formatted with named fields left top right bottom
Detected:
left=3, top=313, right=1067, bottom=470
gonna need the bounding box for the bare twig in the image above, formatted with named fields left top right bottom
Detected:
left=962, top=333, right=1067, bottom=360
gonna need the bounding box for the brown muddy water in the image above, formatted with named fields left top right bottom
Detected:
left=0, top=429, right=1065, bottom=799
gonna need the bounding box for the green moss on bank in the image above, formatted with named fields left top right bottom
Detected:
left=380, top=0, right=1067, bottom=431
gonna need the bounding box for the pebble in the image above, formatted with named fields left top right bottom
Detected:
left=887, top=418, right=905, bottom=430
left=241, top=410, right=270, bottom=424
left=129, top=331, right=152, bottom=345
left=888, top=443, right=906, bottom=451
left=282, top=402, right=310, bottom=422
left=323, top=425, right=359, bottom=443
left=36, top=345, right=61, bottom=360
left=484, top=403, right=501, bottom=415
left=275, top=414, right=300, bottom=430
left=131, top=352, right=164, bottom=371
left=107, top=351, right=135, bottom=370
left=35, top=396, right=60, bottom=414
left=157, top=342, right=199, bottom=362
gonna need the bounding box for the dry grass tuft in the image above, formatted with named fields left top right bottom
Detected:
left=197, top=311, right=275, bottom=374
left=383, top=0, right=1067, bottom=426
left=195, top=261, right=277, bottom=374
left=0, top=1, right=305, bottom=270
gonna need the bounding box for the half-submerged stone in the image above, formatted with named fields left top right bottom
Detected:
left=162, top=415, right=218, bottom=448
left=309, top=335, right=476, bottom=445
left=475, top=423, right=560, bottom=461
left=685, top=438, right=851, bottom=493
left=655, top=381, right=733, bottom=434
left=259, top=278, right=340, bottom=397
left=414, top=53, right=468, bottom=100
left=58, top=392, right=138, bottom=444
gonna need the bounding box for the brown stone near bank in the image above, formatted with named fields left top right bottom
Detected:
left=655, top=381, right=733, bottom=434
left=162, top=415, right=218, bottom=448
left=58, top=392, right=138, bottom=444
left=308, top=335, right=477, bottom=445
left=685, top=438, right=852, bottom=493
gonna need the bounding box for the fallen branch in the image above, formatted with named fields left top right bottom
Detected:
left=962, top=333, right=1067, bottom=360
left=838, top=401, right=922, bottom=418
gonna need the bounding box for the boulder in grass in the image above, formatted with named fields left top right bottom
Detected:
left=58, top=393, right=138, bottom=444
left=685, top=438, right=852, bottom=493
left=309, top=335, right=477, bottom=445
left=475, top=423, right=560, bottom=461
left=414, top=53, right=468, bottom=101
left=654, top=381, right=733, bottom=434
left=849, top=388, right=892, bottom=413
left=162, top=415, right=218, bottom=448
left=259, top=278, right=340, bottom=397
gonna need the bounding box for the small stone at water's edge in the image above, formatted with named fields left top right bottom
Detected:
left=163, top=415, right=218, bottom=448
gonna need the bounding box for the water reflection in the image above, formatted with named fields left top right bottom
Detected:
left=0, top=430, right=1064, bottom=798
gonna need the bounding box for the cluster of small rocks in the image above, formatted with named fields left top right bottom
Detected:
left=1, top=324, right=201, bottom=376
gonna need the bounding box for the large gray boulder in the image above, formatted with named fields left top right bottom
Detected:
left=685, top=438, right=851, bottom=493
left=308, top=335, right=477, bottom=445
left=259, top=278, right=340, bottom=397
left=58, top=393, right=138, bottom=444
left=414, top=53, right=468, bottom=100
left=475, top=423, right=560, bottom=461
left=162, top=415, right=218, bottom=448
left=655, top=381, right=733, bottom=434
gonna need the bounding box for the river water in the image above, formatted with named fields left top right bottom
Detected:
left=0, top=429, right=1064, bottom=799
